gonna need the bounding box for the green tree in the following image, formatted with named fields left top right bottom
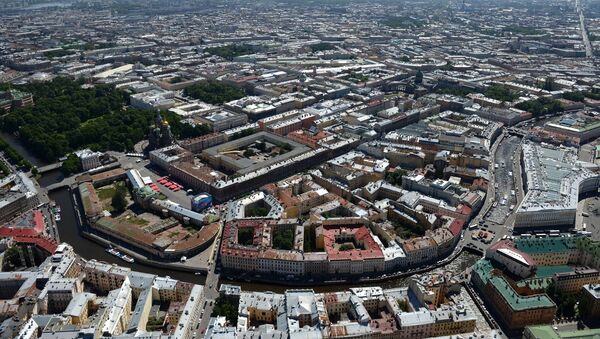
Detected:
left=0, top=138, right=32, bottom=169
left=230, top=128, right=256, bottom=141
left=563, top=91, right=585, bottom=102
left=398, top=298, right=410, bottom=312
left=386, top=169, right=407, bottom=186
left=243, top=149, right=256, bottom=157
left=515, top=97, right=563, bottom=117
left=0, top=78, right=160, bottom=162
left=61, top=153, right=82, bottom=175
left=415, top=70, right=423, bottom=84
left=303, top=226, right=315, bottom=252
left=211, top=297, right=239, bottom=326
left=484, top=85, right=519, bottom=102
left=238, top=227, right=254, bottom=245
left=310, top=42, right=335, bottom=52
left=204, top=44, right=256, bottom=60
left=183, top=81, right=245, bottom=105
left=272, top=228, right=294, bottom=250
left=562, top=295, right=577, bottom=318
left=246, top=207, right=268, bottom=217
left=111, top=186, right=127, bottom=213
left=543, top=77, right=556, bottom=91
left=3, top=246, right=22, bottom=269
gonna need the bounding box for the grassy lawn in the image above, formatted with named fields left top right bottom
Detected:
left=97, top=181, right=132, bottom=213
left=97, top=186, right=117, bottom=200
left=238, top=227, right=254, bottom=245
left=272, top=227, right=294, bottom=250
left=118, top=213, right=149, bottom=226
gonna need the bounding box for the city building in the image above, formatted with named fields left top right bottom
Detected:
left=515, top=142, right=600, bottom=230
left=196, top=110, right=248, bottom=132
left=0, top=89, right=33, bottom=112
left=580, top=284, right=600, bottom=326
left=74, top=149, right=103, bottom=171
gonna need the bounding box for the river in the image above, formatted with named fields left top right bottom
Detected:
left=0, top=132, right=46, bottom=168
left=47, top=179, right=481, bottom=293
left=3, top=58, right=483, bottom=294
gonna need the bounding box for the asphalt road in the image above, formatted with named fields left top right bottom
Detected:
left=577, top=0, right=594, bottom=58
left=115, top=131, right=523, bottom=332
left=196, top=226, right=223, bottom=335
left=486, top=135, right=521, bottom=225
left=464, top=132, right=523, bottom=253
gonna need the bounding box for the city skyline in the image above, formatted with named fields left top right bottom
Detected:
left=0, top=0, right=599, bottom=338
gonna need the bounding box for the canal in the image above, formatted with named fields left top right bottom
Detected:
left=0, top=132, right=46, bottom=168
left=5, top=128, right=484, bottom=292
left=48, top=181, right=481, bottom=293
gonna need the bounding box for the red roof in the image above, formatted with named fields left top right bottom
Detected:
left=448, top=219, right=464, bottom=237
left=322, top=225, right=384, bottom=261
left=0, top=211, right=57, bottom=254
left=13, top=236, right=58, bottom=254
left=458, top=204, right=473, bottom=216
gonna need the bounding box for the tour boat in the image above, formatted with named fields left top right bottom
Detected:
left=106, top=248, right=120, bottom=257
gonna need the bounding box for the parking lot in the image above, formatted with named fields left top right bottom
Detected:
left=113, top=153, right=194, bottom=209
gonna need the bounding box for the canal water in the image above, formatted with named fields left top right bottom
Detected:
left=47, top=181, right=481, bottom=293
left=0, top=132, right=46, bottom=168
left=37, top=168, right=64, bottom=187
left=10, top=116, right=481, bottom=295
left=19, top=130, right=481, bottom=292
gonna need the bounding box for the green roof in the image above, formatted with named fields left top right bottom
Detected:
left=473, top=259, right=556, bottom=311
left=515, top=237, right=577, bottom=254
left=512, top=236, right=600, bottom=260
left=135, top=186, right=159, bottom=199
left=526, top=325, right=561, bottom=339
left=580, top=120, right=600, bottom=133
left=472, top=258, right=494, bottom=284
left=576, top=237, right=600, bottom=258
left=516, top=276, right=552, bottom=290
left=514, top=266, right=573, bottom=290
left=535, top=265, right=573, bottom=278
left=526, top=325, right=600, bottom=339
left=489, top=275, right=555, bottom=311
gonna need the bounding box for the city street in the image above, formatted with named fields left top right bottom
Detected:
left=485, top=135, right=521, bottom=226
left=462, top=132, right=523, bottom=254
left=196, top=225, right=223, bottom=335
left=2, top=0, right=599, bottom=337
left=578, top=196, right=600, bottom=240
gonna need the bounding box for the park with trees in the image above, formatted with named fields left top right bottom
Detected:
left=0, top=78, right=210, bottom=163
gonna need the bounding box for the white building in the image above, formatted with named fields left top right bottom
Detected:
left=515, top=142, right=600, bottom=229
left=75, top=149, right=102, bottom=171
